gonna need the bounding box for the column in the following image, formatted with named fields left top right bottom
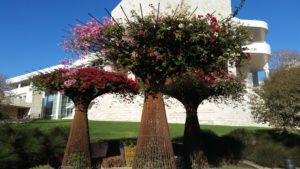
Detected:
left=55, top=92, right=62, bottom=119
left=264, top=63, right=270, bottom=79
left=252, top=72, right=259, bottom=87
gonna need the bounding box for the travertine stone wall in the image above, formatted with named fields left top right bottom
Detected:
left=29, top=92, right=44, bottom=118
left=86, top=94, right=263, bottom=127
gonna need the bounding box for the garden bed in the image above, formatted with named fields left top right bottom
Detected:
left=0, top=120, right=299, bottom=169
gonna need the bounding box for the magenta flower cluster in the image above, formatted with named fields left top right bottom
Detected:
left=63, top=18, right=111, bottom=58
left=32, top=67, right=139, bottom=103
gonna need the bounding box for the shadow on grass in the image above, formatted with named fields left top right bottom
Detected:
left=171, top=130, right=245, bottom=166
left=202, top=130, right=244, bottom=166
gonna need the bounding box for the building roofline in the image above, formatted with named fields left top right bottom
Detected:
left=6, top=65, right=65, bottom=85
left=6, top=54, right=100, bottom=85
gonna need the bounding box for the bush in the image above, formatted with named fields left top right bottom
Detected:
left=124, top=145, right=135, bottom=167
left=289, top=148, right=300, bottom=167
left=248, top=143, right=288, bottom=167
left=29, top=165, right=53, bottom=169
left=0, top=126, right=68, bottom=169
left=190, top=151, right=208, bottom=168
left=227, top=129, right=256, bottom=159
left=101, top=156, right=126, bottom=168
left=227, top=129, right=300, bottom=167
left=1, top=125, right=299, bottom=168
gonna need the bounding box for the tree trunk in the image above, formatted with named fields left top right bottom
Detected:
left=133, top=92, right=177, bottom=169
left=61, top=103, right=91, bottom=168
left=182, top=105, right=206, bottom=169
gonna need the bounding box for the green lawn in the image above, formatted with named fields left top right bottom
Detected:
left=11, top=120, right=269, bottom=142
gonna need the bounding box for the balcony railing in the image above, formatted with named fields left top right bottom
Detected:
left=244, top=42, right=271, bottom=72
left=239, top=19, right=268, bottom=42
left=7, top=86, right=31, bottom=95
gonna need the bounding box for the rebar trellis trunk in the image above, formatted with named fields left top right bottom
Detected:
left=183, top=105, right=206, bottom=168
left=61, top=103, right=91, bottom=169
left=133, top=92, right=177, bottom=169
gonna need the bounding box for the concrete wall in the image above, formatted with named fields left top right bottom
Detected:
left=29, top=92, right=44, bottom=119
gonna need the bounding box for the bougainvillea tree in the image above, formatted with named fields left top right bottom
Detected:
left=63, top=7, right=249, bottom=168
left=164, top=69, right=245, bottom=168
left=32, top=67, right=138, bottom=168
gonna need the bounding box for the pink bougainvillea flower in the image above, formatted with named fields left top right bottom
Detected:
left=136, top=30, right=144, bottom=36
left=207, top=13, right=218, bottom=23
left=64, top=68, right=79, bottom=76
left=63, top=79, right=77, bottom=88
left=211, top=25, right=220, bottom=31
left=63, top=46, right=69, bottom=51
left=209, top=36, right=217, bottom=43
left=103, top=17, right=111, bottom=26
left=59, top=58, right=74, bottom=65
left=32, top=67, right=139, bottom=102
left=149, top=52, right=155, bottom=57
left=156, top=55, right=161, bottom=60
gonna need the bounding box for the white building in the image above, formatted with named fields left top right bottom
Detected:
left=2, top=0, right=271, bottom=126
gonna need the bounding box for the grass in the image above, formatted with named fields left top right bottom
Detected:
left=10, top=120, right=270, bottom=142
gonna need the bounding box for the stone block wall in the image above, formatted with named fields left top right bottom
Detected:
left=86, top=94, right=264, bottom=127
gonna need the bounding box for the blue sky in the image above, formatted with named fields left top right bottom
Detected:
left=0, top=0, right=299, bottom=77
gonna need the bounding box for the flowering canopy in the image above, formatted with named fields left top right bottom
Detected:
left=195, top=69, right=244, bottom=98
left=64, top=10, right=250, bottom=92
left=31, top=67, right=138, bottom=104
left=165, top=69, right=245, bottom=107
left=63, top=18, right=111, bottom=58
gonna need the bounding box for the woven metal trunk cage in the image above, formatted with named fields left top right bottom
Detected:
left=61, top=104, right=92, bottom=169
left=133, top=92, right=177, bottom=169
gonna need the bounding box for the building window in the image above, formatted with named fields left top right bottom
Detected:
left=43, top=92, right=74, bottom=119
left=43, top=93, right=55, bottom=118
left=60, top=95, right=73, bottom=118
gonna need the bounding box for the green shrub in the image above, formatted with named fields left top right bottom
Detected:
left=0, top=153, right=22, bottom=169
left=0, top=126, right=68, bottom=169
left=1, top=122, right=299, bottom=168
left=29, top=165, right=53, bottom=169
left=290, top=147, right=300, bottom=166
left=227, top=129, right=300, bottom=167
left=124, top=144, right=135, bottom=167
left=248, top=143, right=288, bottom=167
left=228, top=129, right=257, bottom=159
left=122, top=138, right=137, bottom=146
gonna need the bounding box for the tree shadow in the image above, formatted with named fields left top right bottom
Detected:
left=202, top=129, right=245, bottom=166
left=172, top=129, right=245, bottom=167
